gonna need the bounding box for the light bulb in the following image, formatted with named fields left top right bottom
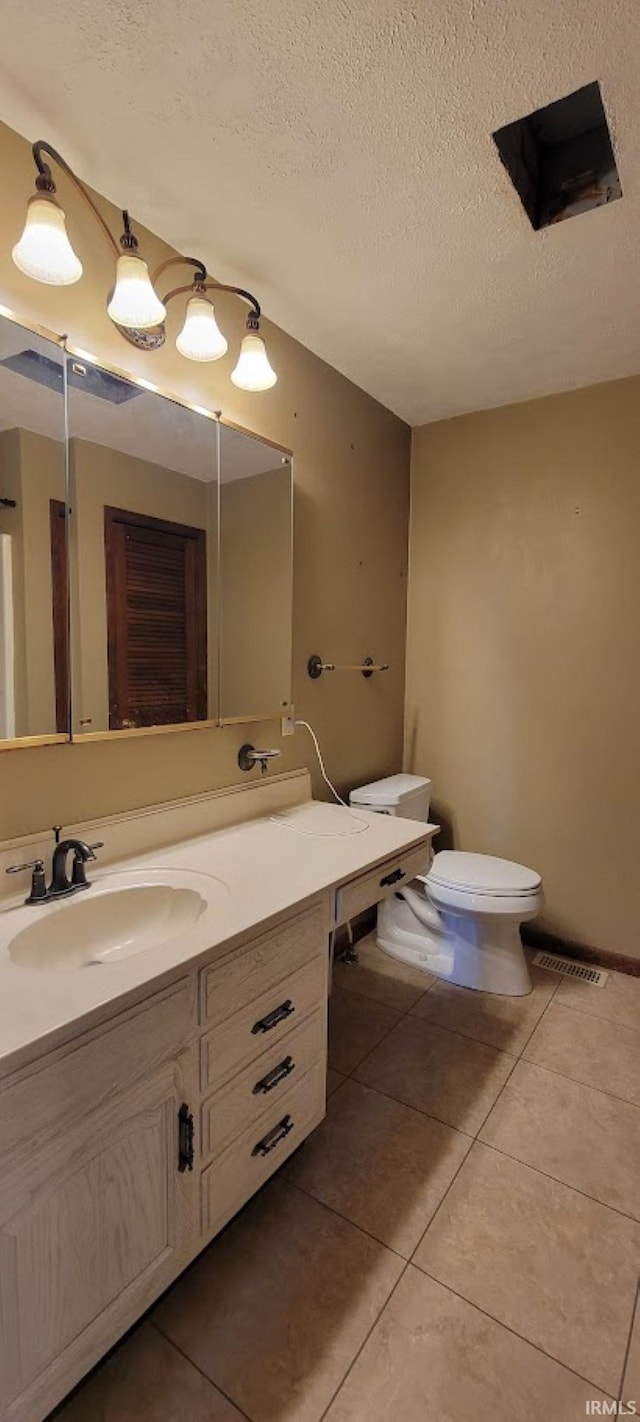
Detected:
left=12, top=194, right=82, bottom=285
left=176, top=295, right=228, bottom=361
left=230, top=333, right=277, bottom=391
left=107, top=253, right=166, bottom=330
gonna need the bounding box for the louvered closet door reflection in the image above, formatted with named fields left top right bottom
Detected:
left=104, top=506, right=207, bottom=729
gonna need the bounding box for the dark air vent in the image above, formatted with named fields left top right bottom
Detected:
left=0, top=349, right=142, bottom=403
left=493, top=81, right=622, bottom=230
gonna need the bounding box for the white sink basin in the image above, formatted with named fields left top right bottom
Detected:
left=7, top=868, right=226, bottom=972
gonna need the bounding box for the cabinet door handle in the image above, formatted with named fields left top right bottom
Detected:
left=251, top=999, right=295, bottom=1035
left=251, top=1114, right=294, bottom=1157
left=252, top=1055, right=295, bottom=1095
left=380, top=867, right=406, bottom=888
left=177, top=1103, right=195, bottom=1172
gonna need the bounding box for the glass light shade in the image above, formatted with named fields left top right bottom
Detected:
left=107, top=253, right=166, bottom=329
left=176, top=295, right=228, bottom=361
left=12, top=194, right=83, bottom=285
left=230, top=333, right=277, bottom=391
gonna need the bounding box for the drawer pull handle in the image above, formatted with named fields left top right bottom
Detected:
left=253, top=1055, right=295, bottom=1095
left=380, top=867, right=406, bottom=888
left=251, top=999, right=295, bottom=1035
left=251, top=1114, right=294, bottom=1157
left=177, top=1103, right=195, bottom=1173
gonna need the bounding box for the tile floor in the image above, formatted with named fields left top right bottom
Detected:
left=53, top=934, right=640, bottom=1421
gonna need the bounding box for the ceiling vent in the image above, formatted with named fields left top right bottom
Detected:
left=0, top=349, right=142, bottom=403
left=493, top=81, right=622, bottom=230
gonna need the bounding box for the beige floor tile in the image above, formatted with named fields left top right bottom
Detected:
left=480, top=1058, right=640, bottom=1220
left=285, top=1078, right=471, bottom=1256
left=410, top=961, right=557, bottom=1054
left=355, top=1014, right=515, bottom=1134
left=153, top=1177, right=403, bottom=1422
left=413, top=1142, right=640, bottom=1394
left=325, top=1266, right=611, bottom=1422
left=53, top=1323, right=244, bottom=1422
left=524, top=1002, right=640, bottom=1106
left=326, top=1067, right=345, bottom=1097
left=332, top=933, right=434, bottom=1012
left=622, top=1296, right=640, bottom=1406
left=555, top=968, right=640, bottom=1033
left=328, top=985, right=401, bottom=1074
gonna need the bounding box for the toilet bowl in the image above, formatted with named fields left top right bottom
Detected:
left=377, top=851, right=544, bottom=996
left=349, top=775, right=544, bottom=997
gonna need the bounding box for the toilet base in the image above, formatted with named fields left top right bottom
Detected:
left=377, top=892, right=533, bottom=996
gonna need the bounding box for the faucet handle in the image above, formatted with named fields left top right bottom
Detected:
left=86, top=842, right=104, bottom=861
left=6, top=859, right=48, bottom=903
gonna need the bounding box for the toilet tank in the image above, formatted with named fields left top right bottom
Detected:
left=350, top=773, right=431, bottom=822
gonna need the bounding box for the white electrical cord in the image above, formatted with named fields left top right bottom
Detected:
left=269, top=718, right=371, bottom=836
left=294, top=719, right=348, bottom=806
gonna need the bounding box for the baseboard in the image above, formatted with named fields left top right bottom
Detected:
left=523, top=926, right=640, bottom=979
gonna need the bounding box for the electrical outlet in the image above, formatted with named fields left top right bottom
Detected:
left=281, top=714, right=296, bottom=737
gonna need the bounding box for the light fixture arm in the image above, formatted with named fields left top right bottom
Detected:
left=31, top=139, right=120, bottom=258
left=161, top=276, right=261, bottom=325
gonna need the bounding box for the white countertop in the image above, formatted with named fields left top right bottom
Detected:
left=0, top=799, right=436, bottom=1076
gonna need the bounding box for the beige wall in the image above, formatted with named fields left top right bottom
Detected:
left=0, top=118, right=410, bottom=838
left=220, top=467, right=292, bottom=720
left=406, top=376, right=640, bottom=960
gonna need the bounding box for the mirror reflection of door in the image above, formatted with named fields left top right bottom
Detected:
left=66, top=356, right=218, bottom=735
left=104, top=506, right=207, bottom=729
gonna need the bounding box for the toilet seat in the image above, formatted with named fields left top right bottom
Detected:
left=421, top=851, right=541, bottom=898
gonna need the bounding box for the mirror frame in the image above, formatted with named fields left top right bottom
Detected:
left=0, top=303, right=293, bottom=747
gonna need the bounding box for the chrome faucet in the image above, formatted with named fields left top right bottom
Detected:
left=238, top=743, right=282, bottom=775
left=6, top=827, right=104, bottom=904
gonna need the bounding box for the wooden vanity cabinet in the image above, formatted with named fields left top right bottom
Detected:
left=0, top=894, right=330, bottom=1422
left=0, top=983, right=199, bottom=1422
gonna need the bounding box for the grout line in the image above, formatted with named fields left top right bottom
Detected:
left=471, top=991, right=559, bottom=1141
left=411, top=1262, right=618, bottom=1400
left=472, top=1137, right=640, bottom=1227
left=617, top=1276, right=640, bottom=1405
left=316, top=1262, right=412, bottom=1422
left=520, top=1050, right=640, bottom=1111
left=541, top=991, right=640, bottom=1038
left=328, top=1072, right=477, bottom=1143
left=150, top=1321, right=254, bottom=1422
left=283, top=1174, right=408, bottom=1261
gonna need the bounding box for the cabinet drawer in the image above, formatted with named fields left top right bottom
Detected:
left=201, top=955, right=326, bottom=1093
left=201, top=1008, right=326, bottom=1160
left=201, top=1060, right=326, bottom=1238
left=334, top=842, right=431, bottom=925
left=0, top=979, right=195, bottom=1163
left=200, top=899, right=325, bottom=1027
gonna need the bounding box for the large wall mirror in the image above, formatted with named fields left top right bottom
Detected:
left=0, top=310, right=69, bottom=745
left=219, top=423, right=293, bottom=723
left=67, top=353, right=219, bottom=734
left=0, top=310, right=294, bottom=746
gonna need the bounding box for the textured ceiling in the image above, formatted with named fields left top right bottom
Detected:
left=0, top=0, right=638, bottom=424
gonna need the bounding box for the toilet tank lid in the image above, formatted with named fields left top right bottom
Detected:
left=428, top=851, right=541, bottom=894
left=350, top=773, right=431, bottom=807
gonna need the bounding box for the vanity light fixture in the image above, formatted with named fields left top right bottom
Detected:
left=12, top=139, right=277, bottom=391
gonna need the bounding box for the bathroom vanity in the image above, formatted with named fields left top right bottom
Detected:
left=0, top=771, right=437, bottom=1422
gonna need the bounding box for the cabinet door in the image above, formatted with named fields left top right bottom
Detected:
left=0, top=1048, right=198, bottom=1422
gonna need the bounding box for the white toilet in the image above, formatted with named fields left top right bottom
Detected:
left=349, top=775, right=544, bottom=996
